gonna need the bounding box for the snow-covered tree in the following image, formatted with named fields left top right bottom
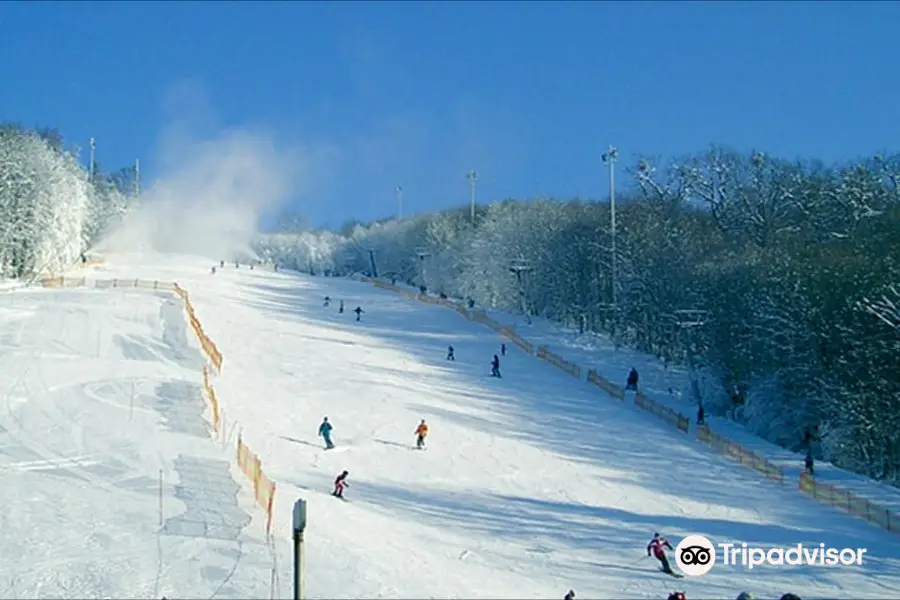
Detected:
left=0, top=124, right=133, bottom=279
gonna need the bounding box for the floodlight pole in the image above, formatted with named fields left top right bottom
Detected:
left=467, top=170, right=478, bottom=224
left=601, top=146, right=619, bottom=309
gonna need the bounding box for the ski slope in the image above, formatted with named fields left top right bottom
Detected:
left=2, top=252, right=899, bottom=599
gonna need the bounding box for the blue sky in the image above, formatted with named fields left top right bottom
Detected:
left=2, top=1, right=899, bottom=228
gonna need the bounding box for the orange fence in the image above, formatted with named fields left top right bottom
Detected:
left=35, top=268, right=277, bottom=538
left=182, top=286, right=277, bottom=538
left=587, top=369, right=626, bottom=400
left=696, top=424, right=784, bottom=483
left=237, top=434, right=277, bottom=536
left=202, top=365, right=221, bottom=435
left=173, top=283, right=223, bottom=372
left=635, top=391, right=690, bottom=433
left=499, top=326, right=533, bottom=354
left=38, top=275, right=176, bottom=291
left=76, top=258, right=105, bottom=268
left=798, top=472, right=898, bottom=534
left=536, top=345, right=581, bottom=379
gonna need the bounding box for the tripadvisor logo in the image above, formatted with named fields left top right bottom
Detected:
left=675, top=535, right=867, bottom=576
left=675, top=535, right=716, bottom=576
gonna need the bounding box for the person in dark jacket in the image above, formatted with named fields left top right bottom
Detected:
left=491, top=354, right=502, bottom=378
left=626, top=367, right=639, bottom=391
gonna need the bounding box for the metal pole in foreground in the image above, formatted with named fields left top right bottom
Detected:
left=292, top=498, right=307, bottom=600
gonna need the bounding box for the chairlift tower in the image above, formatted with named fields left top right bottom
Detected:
left=509, top=259, right=533, bottom=324
left=672, top=309, right=711, bottom=407
left=367, top=248, right=378, bottom=278
left=415, top=247, right=431, bottom=291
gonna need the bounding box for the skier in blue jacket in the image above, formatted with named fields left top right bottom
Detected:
left=318, top=417, right=334, bottom=449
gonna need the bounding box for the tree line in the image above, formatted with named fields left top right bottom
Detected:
left=0, top=123, right=134, bottom=279
left=254, top=145, right=900, bottom=486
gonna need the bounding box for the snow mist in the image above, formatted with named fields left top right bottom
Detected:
left=98, top=126, right=300, bottom=262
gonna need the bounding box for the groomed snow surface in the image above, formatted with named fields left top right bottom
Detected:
left=1, top=252, right=898, bottom=599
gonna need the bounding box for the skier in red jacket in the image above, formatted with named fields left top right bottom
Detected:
left=333, top=470, right=349, bottom=498
left=647, top=532, right=674, bottom=573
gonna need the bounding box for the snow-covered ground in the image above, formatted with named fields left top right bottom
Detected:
left=474, top=306, right=900, bottom=515
left=1, top=251, right=898, bottom=599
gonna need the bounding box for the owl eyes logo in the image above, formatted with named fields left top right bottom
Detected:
left=675, top=535, right=717, bottom=576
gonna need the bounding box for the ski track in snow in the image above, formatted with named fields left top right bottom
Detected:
left=0, top=251, right=896, bottom=599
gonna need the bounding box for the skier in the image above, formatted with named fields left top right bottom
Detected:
left=318, top=417, right=334, bottom=449
left=501, top=343, right=507, bottom=356
left=564, top=591, right=575, bottom=600
left=332, top=470, right=349, bottom=498
left=324, top=296, right=331, bottom=307
left=339, top=300, right=344, bottom=314
left=491, top=354, right=502, bottom=378
left=211, top=266, right=216, bottom=274
left=415, top=419, right=428, bottom=449
left=804, top=450, right=814, bottom=475
left=447, top=345, right=455, bottom=361
left=647, top=532, right=675, bottom=574
left=626, top=367, right=639, bottom=391
left=354, top=306, right=364, bottom=321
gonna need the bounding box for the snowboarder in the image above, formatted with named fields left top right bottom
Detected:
left=564, top=591, right=575, bottom=600
left=447, top=345, right=455, bottom=361
left=647, top=532, right=675, bottom=574
left=318, top=417, right=334, bottom=449
left=354, top=306, right=364, bottom=321
left=626, top=367, right=639, bottom=391
left=491, top=354, right=502, bottom=378
left=415, top=419, right=428, bottom=449
left=333, top=470, right=349, bottom=498
left=339, top=300, right=344, bottom=314
left=501, top=343, right=507, bottom=356
left=324, top=296, right=331, bottom=307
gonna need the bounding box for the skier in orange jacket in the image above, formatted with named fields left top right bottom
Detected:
left=414, top=419, right=428, bottom=449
